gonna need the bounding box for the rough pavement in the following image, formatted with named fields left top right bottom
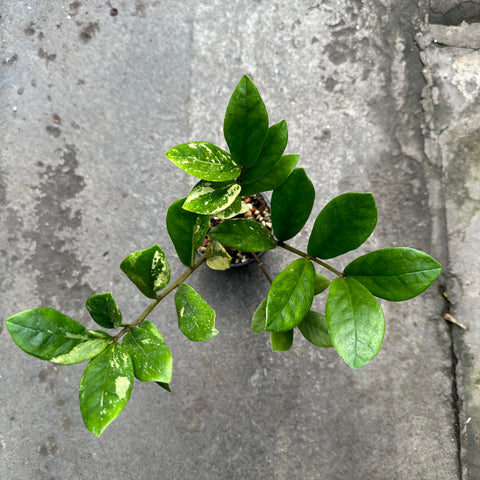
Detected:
left=0, top=1, right=478, bottom=479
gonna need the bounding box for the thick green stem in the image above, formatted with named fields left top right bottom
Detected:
left=111, top=255, right=207, bottom=342
left=278, top=242, right=345, bottom=277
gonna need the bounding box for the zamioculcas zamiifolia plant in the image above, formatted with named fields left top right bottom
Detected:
left=6, top=75, right=442, bottom=436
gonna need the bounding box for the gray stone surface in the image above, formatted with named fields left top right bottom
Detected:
left=0, top=0, right=478, bottom=478
left=419, top=19, right=480, bottom=480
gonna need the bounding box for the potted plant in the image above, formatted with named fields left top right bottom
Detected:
left=5, top=75, right=442, bottom=437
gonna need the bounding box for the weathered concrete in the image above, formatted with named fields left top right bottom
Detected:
left=419, top=18, right=480, bottom=480
left=0, top=0, right=477, bottom=478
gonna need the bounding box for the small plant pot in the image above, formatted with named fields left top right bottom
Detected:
left=199, top=193, right=272, bottom=268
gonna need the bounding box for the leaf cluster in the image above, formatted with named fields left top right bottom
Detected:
left=5, top=75, right=442, bottom=437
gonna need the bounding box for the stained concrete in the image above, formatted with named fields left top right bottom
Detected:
left=0, top=1, right=478, bottom=479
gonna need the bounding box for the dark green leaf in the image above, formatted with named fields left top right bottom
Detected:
left=165, top=141, right=241, bottom=181
left=251, top=298, right=267, bottom=334
left=122, top=321, right=172, bottom=383
left=175, top=283, right=218, bottom=341
left=326, top=277, right=385, bottom=369
left=270, top=330, right=294, bottom=352
left=344, top=247, right=442, bottom=301
left=166, top=197, right=210, bottom=267
left=120, top=245, right=170, bottom=299
left=314, top=273, right=331, bottom=295
left=209, top=218, right=277, bottom=252
left=297, top=311, right=332, bottom=348
left=241, top=154, right=299, bottom=196
left=205, top=239, right=232, bottom=271
left=240, top=120, right=288, bottom=184
left=86, top=292, right=122, bottom=329
left=266, top=258, right=316, bottom=332
left=182, top=180, right=241, bottom=215
left=156, top=382, right=172, bottom=392
left=6, top=307, right=108, bottom=364
left=307, top=192, right=377, bottom=259
left=224, top=75, right=269, bottom=167
left=271, top=168, right=315, bottom=241
left=79, top=343, right=134, bottom=436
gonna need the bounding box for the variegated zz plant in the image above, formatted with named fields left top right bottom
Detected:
left=6, top=75, right=442, bottom=436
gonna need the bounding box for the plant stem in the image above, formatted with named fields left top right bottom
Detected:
left=111, top=255, right=207, bottom=342
left=252, top=252, right=272, bottom=284
left=278, top=242, right=345, bottom=277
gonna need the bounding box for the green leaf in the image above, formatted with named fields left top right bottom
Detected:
left=122, top=321, right=172, bottom=383
left=205, top=239, right=232, bottom=271
left=251, top=298, right=267, bottom=334
left=307, top=192, right=378, bottom=259
left=214, top=195, right=249, bottom=219
left=297, top=311, right=332, bottom=348
left=270, top=330, right=294, bottom=352
left=326, top=277, right=385, bottom=369
left=86, top=293, right=122, bottom=329
left=266, top=258, right=316, bottom=332
left=271, top=168, right=315, bottom=241
left=79, top=343, right=134, bottom=436
left=224, top=75, right=269, bottom=167
left=165, top=141, right=241, bottom=181
left=240, top=120, right=288, bottom=184
left=182, top=180, right=241, bottom=215
left=314, top=273, right=331, bottom=295
left=166, top=197, right=210, bottom=267
left=209, top=218, right=277, bottom=252
left=156, top=382, right=172, bottom=392
left=120, top=245, right=170, bottom=299
left=175, top=283, right=218, bottom=341
left=241, top=154, right=299, bottom=197
left=344, top=248, right=442, bottom=301
left=6, top=307, right=107, bottom=364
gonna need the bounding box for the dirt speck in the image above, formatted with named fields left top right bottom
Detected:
left=24, top=23, right=35, bottom=36
left=2, top=54, right=18, bottom=65
left=69, top=1, right=82, bottom=15
left=46, top=126, right=62, bottom=138
left=79, top=22, right=99, bottom=43
left=38, top=48, right=56, bottom=63
left=39, top=435, right=58, bottom=456
left=134, top=1, right=146, bottom=17
left=52, top=113, right=62, bottom=125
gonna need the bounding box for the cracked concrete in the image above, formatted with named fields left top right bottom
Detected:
left=0, top=1, right=478, bottom=479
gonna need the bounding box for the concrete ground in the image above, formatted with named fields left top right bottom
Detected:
left=0, top=1, right=478, bottom=478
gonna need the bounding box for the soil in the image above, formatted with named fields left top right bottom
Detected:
left=199, top=194, right=272, bottom=266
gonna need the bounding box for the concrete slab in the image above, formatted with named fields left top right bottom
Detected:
left=419, top=19, right=480, bottom=480
left=0, top=1, right=466, bottom=479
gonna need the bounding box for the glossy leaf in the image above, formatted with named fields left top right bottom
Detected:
left=266, top=258, right=316, bottom=332
left=86, top=292, right=122, bottom=329
left=214, top=195, right=249, bottom=219
left=270, top=330, right=294, bottom=352
left=307, top=192, right=377, bottom=259
left=314, top=273, right=331, bottom=295
left=297, top=311, right=332, bottom=348
left=251, top=298, right=267, bottom=334
left=122, top=321, right=172, bottom=383
left=209, top=218, right=277, bottom=252
left=6, top=307, right=107, bottom=364
left=182, top=180, right=241, bottom=215
left=344, top=248, right=442, bottom=301
left=224, top=75, right=269, bottom=167
left=166, top=197, right=210, bottom=267
left=120, top=245, right=170, bottom=299
left=165, top=141, right=241, bottom=181
left=175, top=283, right=218, bottom=341
left=271, top=168, right=315, bottom=241
left=240, top=120, right=288, bottom=184
left=326, top=277, right=385, bottom=369
left=79, top=343, right=134, bottom=436
left=205, top=239, right=232, bottom=271
left=241, top=154, right=299, bottom=197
